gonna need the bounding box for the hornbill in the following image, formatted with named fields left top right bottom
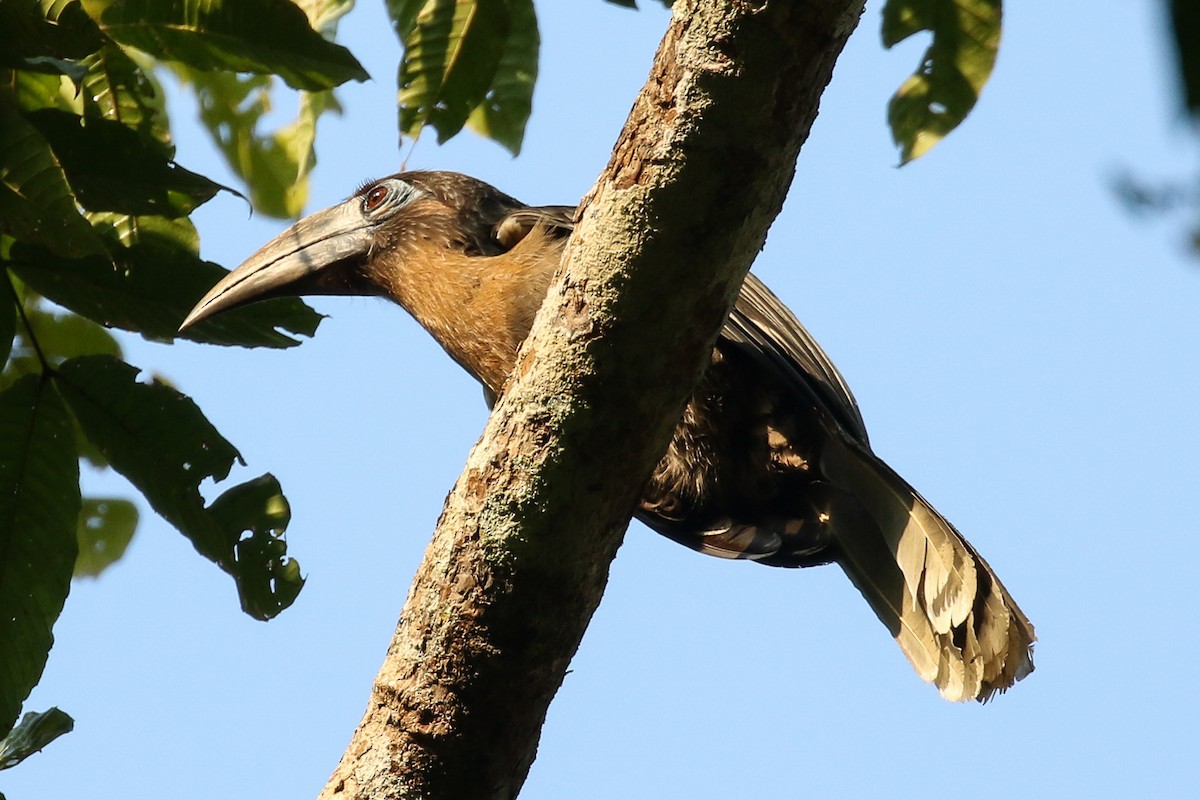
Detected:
left=181, top=171, right=1035, bottom=702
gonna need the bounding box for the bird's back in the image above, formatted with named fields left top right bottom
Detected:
left=637, top=275, right=1035, bottom=701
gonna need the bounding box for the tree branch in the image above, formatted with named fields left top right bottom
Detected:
left=318, top=1, right=865, bottom=798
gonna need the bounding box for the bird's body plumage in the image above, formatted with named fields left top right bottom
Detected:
left=182, top=171, right=1034, bottom=702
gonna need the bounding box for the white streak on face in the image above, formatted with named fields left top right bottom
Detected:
left=361, top=178, right=424, bottom=221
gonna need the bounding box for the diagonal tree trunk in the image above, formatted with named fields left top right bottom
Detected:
left=318, top=1, right=866, bottom=797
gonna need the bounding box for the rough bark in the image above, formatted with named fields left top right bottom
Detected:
left=318, top=1, right=865, bottom=798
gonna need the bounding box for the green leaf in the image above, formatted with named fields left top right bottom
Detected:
left=2, top=296, right=122, bottom=395
left=293, top=0, right=356, bottom=33
left=1170, top=0, right=1200, bottom=118
left=79, top=41, right=172, bottom=151
left=395, top=0, right=512, bottom=145
left=74, top=497, right=137, bottom=578
left=0, top=293, right=40, bottom=394
left=262, top=88, right=336, bottom=215
left=9, top=56, right=89, bottom=83
left=0, top=0, right=104, bottom=65
left=0, top=99, right=105, bottom=258
left=5, top=69, right=72, bottom=116
left=384, top=0, right=423, bottom=41
left=170, top=0, right=353, bottom=218
left=208, top=474, right=303, bottom=619
left=88, top=0, right=368, bottom=91
left=464, top=0, right=537, bottom=155
left=0, top=296, right=117, bottom=467
left=165, top=1, right=355, bottom=218
left=54, top=356, right=302, bottom=619
left=174, top=67, right=340, bottom=218
left=25, top=108, right=223, bottom=217
left=0, top=375, right=80, bottom=737
left=269, top=89, right=339, bottom=215
left=10, top=214, right=322, bottom=348
left=0, top=277, right=15, bottom=368
left=22, top=303, right=123, bottom=364
left=0, top=707, right=74, bottom=770
left=882, top=0, right=1002, bottom=163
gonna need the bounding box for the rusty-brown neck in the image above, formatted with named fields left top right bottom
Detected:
left=373, top=227, right=566, bottom=394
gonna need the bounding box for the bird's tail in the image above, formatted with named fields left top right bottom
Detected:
left=815, top=434, right=1035, bottom=702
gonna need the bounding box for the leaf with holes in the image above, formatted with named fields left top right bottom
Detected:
left=209, top=475, right=303, bottom=619
left=882, top=0, right=1002, bottom=163
left=54, top=356, right=303, bottom=619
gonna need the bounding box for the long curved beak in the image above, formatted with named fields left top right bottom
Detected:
left=180, top=199, right=373, bottom=331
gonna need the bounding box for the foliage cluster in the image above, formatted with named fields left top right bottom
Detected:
left=0, top=0, right=1005, bottom=780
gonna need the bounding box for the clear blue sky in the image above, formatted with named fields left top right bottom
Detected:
left=7, top=2, right=1200, bottom=799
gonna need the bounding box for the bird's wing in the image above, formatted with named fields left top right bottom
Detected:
left=494, top=205, right=576, bottom=248
left=815, top=435, right=1037, bottom=701
left=722, top=274, right=1035, bottom=701
left=491, top=211, right=856, bottom=440
left=722, top=273, right=870, bottom=445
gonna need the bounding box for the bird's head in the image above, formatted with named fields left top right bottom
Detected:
left=179, top=171, right=532, bottom=330
left=181, top=171, right=574, bottom=392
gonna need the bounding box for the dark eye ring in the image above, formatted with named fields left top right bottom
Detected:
left=364, top=185, right=389, bottom=211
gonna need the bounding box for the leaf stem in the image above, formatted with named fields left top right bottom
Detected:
left=5, top=270, right=50, bottom=372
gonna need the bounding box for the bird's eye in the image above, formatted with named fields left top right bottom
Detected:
left=364, top=185, right=389, bottom=212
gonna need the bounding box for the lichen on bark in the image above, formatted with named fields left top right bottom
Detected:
left=319, top=2, right=866, bottom=798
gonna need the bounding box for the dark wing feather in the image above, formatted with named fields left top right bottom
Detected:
left=722, top=273, right=869, bottom=445
left=722, top=274, right=1034, bottom=701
